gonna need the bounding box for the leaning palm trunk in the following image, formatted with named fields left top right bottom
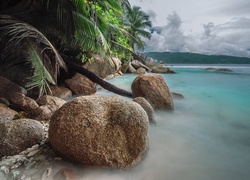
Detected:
left=64, top=59, right=133, bottom=98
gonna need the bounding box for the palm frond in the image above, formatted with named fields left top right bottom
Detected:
left=26, top=42, right=55, bottom=97
left=74, top=11, right=110, bottom=54
left=0, top=14, right=67, bottom=73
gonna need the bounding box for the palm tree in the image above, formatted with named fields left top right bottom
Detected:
left=124, top=6, right=152, bottom=51
left=0, top=0, right=133, bottom=98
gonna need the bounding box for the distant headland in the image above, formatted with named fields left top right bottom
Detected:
left=143, top=52, right=250, bottom=64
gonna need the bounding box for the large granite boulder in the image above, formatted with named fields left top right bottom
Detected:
left=65, top=73, right=96, bottom=95
left=49, top=96, right=149, bottom=168
left=131, top=74, right=174, bottom=110
left=0, top=119, right=44, bottom=157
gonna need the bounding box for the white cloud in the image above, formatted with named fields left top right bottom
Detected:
left=142, top=12, right=250, bottom=57
left=129, top=0, right=250, bottom=57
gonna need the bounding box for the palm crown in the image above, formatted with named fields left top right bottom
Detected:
left=0, top=0, right=152, bottom=97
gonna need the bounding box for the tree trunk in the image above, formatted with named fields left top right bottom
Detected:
left=64, top=59, right=133, bottom=98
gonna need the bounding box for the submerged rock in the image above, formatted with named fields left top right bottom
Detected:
left=49, top=96, right=149, bottom=169
left=171, top=92, right=185, bottom=99
left=131, top=74, right=174, bottom=110
left=205, top=67, right=233, bottom=72
left=0, top=119, right=44, bottom=158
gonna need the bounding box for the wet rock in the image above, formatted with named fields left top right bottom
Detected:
left=132, top=74, right=174, bottom=110
left=171, top=92, right=185, bottom=99
left=0, top=119, right=44, bottom=158
left=49, top=96, right=149, bottom=169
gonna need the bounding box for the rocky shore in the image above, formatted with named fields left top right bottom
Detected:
left=0, top=54, right=177, bottom=179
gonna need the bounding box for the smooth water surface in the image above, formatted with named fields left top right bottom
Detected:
left=99, top=64, right=250, bottom=180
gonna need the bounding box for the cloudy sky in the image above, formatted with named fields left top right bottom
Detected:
left=129, top=0, right=250, bottom=57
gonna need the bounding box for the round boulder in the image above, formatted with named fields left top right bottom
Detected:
left=49, top=96, right=149, bottom=168
left=131, top=74, right=174, bottom=110
left=0, top=119, right=44, bottom=157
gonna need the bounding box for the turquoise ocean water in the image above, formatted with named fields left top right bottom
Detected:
left=95, top=64, right=250, bottom=180
left=1, top=64, right=250, bottom=180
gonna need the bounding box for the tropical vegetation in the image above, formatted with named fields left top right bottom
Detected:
left=0, top=0, right=152, bottom=98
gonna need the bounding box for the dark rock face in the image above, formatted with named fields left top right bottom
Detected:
left=0, top=119, right=44, bottom=158
left=49, top=96, right=149, bottom=169
left=131, top=74, right=174, bottom=110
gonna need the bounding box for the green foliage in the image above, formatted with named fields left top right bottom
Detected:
left=26, top=43, right=56, bottom=97
left=0, top=0, right=152, bottom=97
left=124, top=6, right=152, bottom=51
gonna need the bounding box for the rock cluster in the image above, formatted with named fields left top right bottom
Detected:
left=122, top=53, right=175, bottom=74
left=0, top=53, right=179, bottom=178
